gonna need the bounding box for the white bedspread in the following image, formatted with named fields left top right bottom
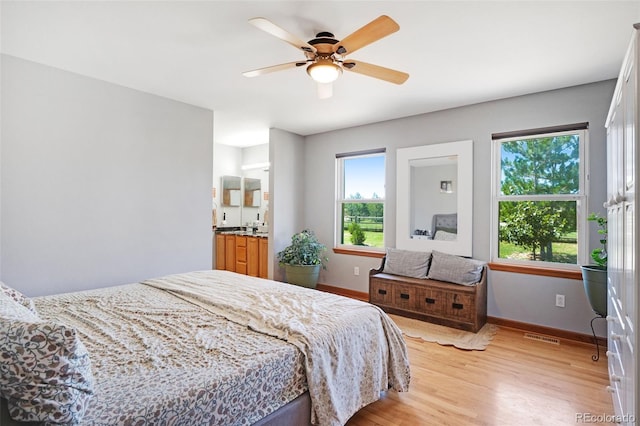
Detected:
left=143, top=270, right=410, bottom=426
left=30, top=282, right=308, bottom=425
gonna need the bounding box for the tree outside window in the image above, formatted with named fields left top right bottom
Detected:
left=494, top=130, right=586, bottom=265
left=336, top=152, right=385, bottom=249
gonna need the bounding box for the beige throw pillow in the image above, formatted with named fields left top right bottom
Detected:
left=427, top=250, right=485, bottom=285
left=383, top=248, right=431, bottom=278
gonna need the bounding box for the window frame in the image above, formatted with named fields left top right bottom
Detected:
left=335, top=150, right=386, bottom=252
left=490, top=128, right=589, bottom=269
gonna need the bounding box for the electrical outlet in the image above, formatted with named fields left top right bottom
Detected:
left=354, top=266, right=360, bottom=276
left=555, top=294, right=565, bottom=308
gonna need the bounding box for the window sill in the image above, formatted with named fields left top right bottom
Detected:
left=333, top=247, right=385, bottom=258
left=488, top=262, right=583, bottom=280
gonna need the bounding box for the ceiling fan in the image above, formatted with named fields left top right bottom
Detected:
left=243, top=15, right=409, bottom=99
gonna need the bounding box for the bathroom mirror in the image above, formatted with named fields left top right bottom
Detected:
left=396, top=140, right=473, bottom=256
left=243, top=178, right=261, bottom=207
left=221, top=175, right=241, bottom=207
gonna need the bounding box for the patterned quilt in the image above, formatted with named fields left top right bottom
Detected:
left=26, top=270, right=410, bottom=425
left=143, top=270, right=411, bottom=426
left=33, top=282, right=307, bottom=425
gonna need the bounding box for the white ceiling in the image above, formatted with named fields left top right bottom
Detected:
left=2, top=1, right=639, bottom=147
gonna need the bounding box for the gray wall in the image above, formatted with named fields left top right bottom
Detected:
left=1, top=55, right=213, bottom=296
left=270, top=128, right=305, bottom=282
left=303, top=80, right=615, bottom=336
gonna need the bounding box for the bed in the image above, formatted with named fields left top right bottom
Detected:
left=431, top=213, right=457, bottom=241
left=0, top=270, right=410, bottom=425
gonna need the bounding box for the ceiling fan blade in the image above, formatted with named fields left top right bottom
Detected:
left=317, top=82, right=333, bottom=99
left=243, top=61, right=307, bottom=78
left=343, top=60, right=409, bottom=85
left=249, top=17, right=317, bottom=54
left=333, top=15, right=399, bottom=56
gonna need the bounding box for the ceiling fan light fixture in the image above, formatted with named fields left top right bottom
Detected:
left=245, top=16, right=409, bottom=93
left=307, top=59, right=342, bottom=83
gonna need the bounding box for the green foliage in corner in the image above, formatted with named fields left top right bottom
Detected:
left=277, top=229, right=328, bottom=269
left=588, top=213, right=607, bottom=267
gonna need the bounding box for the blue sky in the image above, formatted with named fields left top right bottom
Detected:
left=344, top=155, right=385, bottom=199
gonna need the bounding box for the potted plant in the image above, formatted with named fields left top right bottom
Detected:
left=277, top=229, right=328, bottom=288
left=580, top=213, right=607, bottom=317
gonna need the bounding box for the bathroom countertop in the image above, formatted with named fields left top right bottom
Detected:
left=214, top=227, right=268, bottom=237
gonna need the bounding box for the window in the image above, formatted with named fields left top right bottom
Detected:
left=492, top=125, right=588, bottom=267
left=336, top=149, right=386, bottom=250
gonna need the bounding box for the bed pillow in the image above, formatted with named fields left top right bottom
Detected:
left=435, top=227, right=457, bottom=235
left=427, top=250, right=485, bottom=285
left=0, top=291, right=39, bottom=322
left=0, top=293, right=94, bottom=424
left=383, top=248, right=431, bottom=278
left=0, top=281, right=38, bottom=316
left=433, top=230, right=457, bottom=241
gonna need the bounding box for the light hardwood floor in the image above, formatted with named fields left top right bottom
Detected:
left=347, top=325, right=615, bottom=426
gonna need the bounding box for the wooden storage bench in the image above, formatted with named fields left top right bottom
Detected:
left=369, top=257, right=487, bottom=333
